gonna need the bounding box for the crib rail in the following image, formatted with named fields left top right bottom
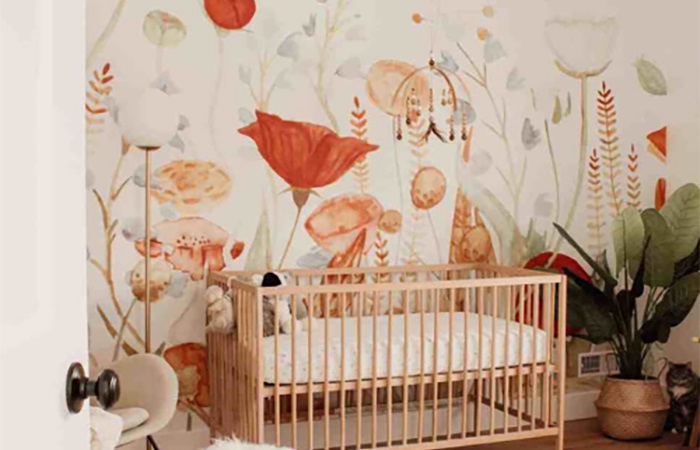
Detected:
left=208, top=264, right=567, bottom=450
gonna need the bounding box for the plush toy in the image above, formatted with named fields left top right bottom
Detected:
left=253, top=272, right=315, bottom=337
left=204, top=285, right=234, bottom=332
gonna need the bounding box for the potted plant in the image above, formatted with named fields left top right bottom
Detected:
left=553, top=183, right=700, bottom=441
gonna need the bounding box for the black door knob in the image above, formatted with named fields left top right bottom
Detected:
left=65, top=362, right=120, bottom=414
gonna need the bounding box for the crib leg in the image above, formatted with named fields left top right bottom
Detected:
left=557, top=422, right=565, bottom=450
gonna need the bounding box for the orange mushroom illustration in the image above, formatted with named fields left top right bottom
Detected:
left=135, top=217, right=228, bottom=281
left=305, top=194, right=384, bottom=255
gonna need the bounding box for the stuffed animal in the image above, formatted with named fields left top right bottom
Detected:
left=205, top=285, right=234, bottom=332
left=253, top=272, right=315, bottom=337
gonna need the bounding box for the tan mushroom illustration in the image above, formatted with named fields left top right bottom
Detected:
left=151, top=160, right=232, bottom=214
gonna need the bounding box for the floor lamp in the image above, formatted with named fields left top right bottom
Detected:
left=119, top=87, right=180, bottom=449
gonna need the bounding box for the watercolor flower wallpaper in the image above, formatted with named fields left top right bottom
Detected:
left=86, top=0, right=699, bottom=436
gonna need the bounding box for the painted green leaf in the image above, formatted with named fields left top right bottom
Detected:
left=612, top=207, right=645, bottom=277
left=634, top=57, right=667, bottom=96
left=524, top=220, right=546, bottom=260
left=144, top=11, right=187, bottom=48
left=552, top=95, right=562, bottom=124
left=245, top=207, right=272, bottom=271
left=660, top=183, right=700, bottom=262
left=641, top=209, right=674, bottom=287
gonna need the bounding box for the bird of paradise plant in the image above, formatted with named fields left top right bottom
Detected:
left=554, top=183, right=700, bottom=379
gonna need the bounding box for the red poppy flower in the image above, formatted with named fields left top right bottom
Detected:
left=239, top=111, right=379, bottom=191
left=164, top=343, right=210, bottom=407
left=204, top=0, right=256, bottom=30
left=522, top=252, right=592, bottom=337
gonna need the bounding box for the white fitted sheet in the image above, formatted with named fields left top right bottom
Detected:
left=262, top=312, right=548, bottom=384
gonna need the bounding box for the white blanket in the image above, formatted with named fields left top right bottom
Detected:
left=262, top=312, right=548, bottom=384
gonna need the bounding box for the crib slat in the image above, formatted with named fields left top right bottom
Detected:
left=402, top=290, right=409, bottom=445
left=517, top=284, right=525, bottom=432
left=447, top=287, right=455, bottom=439
left=325, top=291, right=331, bottom=450
left=308, top=290, right=314, bottom=450
left=372, top=290, right=378, bottom=449
left=274, top=294, right=281, bottom=446
left=340, top=293, right=347, bottom=450
left=557, top=279, right=567, bottom=450
left=504, top=285, right=512, bottom=434
left=532, top=283, right=540, bottom=430
left=257, top=291, right=265, bottom=443
left=357, top=291, right=363, bottom=449
left=490, top=286, right=498, bottom=435
left=387, top=287, right=394, bottom=447
left=461, top=285, right=470, bottom=438
left=543, top=283, right=552, bottom=428
left=432, top=288, right=440, bottom=441
left=475, top=285, right=483, bottom=437
left=291, top=293, right=298, bottom=449
left=418, top=289, right=426, bottom=443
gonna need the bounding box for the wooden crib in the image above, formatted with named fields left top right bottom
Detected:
left=207, top=264, right=567, bottom=450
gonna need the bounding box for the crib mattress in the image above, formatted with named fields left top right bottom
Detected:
left=262, top=312, right=548, bottom=384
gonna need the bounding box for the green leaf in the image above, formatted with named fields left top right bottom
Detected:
left=661, top=183, right=700, bottom=262
left=564, top=268, right=619, bottom=344
left=245, top=207, right=272, bottom=271
left=564, top=268, right=613, bottom=313
left=567, top=284, right=587, bottom=329
left=673, top=239, right=700, bottom=281
left=554, top=223, right=618, bottom=288
left=634, top=57, right=668, bottom=96
left=631, top=246, right=646, bottom=298
left=654, top=272, right=700, bottom=327
left=613, top=207, right=645, bottom=277
left=641, top=209, right=675, bottom=287
left=657, top=324, right=671, bottom=344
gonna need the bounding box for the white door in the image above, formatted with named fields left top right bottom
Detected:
left=0, top=0, right=90, bottom=448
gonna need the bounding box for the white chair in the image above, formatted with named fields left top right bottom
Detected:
left=109, top=354, right=179, bottom=449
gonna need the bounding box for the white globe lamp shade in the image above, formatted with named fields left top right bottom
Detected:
left=119, top=88, right=180, bottom=149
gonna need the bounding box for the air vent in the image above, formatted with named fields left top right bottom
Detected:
left=578, top=350, right=619, bottom=377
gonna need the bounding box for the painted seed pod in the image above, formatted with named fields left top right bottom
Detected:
left=411, top=166, right=447, bottom=210
left=378, top=209, right=403, bottom=234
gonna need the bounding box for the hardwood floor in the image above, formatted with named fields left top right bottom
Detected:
left=469, top=420, right=687, bottom=449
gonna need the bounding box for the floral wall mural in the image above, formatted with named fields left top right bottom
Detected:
left=87, top=0, right=699, bottom=437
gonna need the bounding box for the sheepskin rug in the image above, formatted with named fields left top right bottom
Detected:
left=204, top=440, right=291, bottom=450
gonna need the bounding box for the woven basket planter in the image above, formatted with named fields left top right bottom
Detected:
left=595, top=377, right=669, bottom=441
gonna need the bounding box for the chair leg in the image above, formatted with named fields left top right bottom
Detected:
left=690, top=407, right=699, bottom=448
left=147, top=435, right=160, bottom=450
